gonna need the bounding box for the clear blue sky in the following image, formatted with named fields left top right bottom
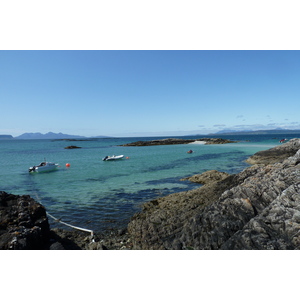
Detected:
left=1, top=50, right=300, bottom=137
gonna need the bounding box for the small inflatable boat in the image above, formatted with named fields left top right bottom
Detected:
left=102, top=155, right=124, bottom=161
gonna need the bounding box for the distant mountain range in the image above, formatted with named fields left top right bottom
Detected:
left=14, top=132, right=110, bottom=139
left=210, top=129, right=300, bottom=135
left=0, top=135, right=14, bottom=139
left=2, top=129, right=300, bottom=140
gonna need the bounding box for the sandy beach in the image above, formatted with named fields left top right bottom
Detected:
left=188, top=141, right=206, bottom=145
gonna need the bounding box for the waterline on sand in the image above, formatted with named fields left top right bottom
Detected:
left=188, top=141, right=206, bottom=145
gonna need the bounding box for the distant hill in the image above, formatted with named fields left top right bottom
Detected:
left=0, top=135, right=13, bottom=139
left=15, top=132, right=88, bottom=139
left=209, top=129, right=300, bottom=135
left=92, top=135, right=113, bottom=138
left=213, top=129, right=253, bottom=134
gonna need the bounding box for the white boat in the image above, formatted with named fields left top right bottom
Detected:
left=102, top=155, right=124, bottom=161
left=29, top=162, right=59, bottom=173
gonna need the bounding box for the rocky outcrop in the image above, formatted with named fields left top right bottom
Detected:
left=120, top=138, right=236, bottom=146
left=181, top=170, right=230, bottom=184
left=0, top=192, right=50, bottom=249
left=127, top=138, right=300, bottom=250
left=245, top=138, right=300, bottom=165
left=221, top=183, right=300, bottom=249
left=0, top=191, right=131, bottom=250
left=64, top=145, right=82, bottom=149
left=201, top=138, right=237, bottom=145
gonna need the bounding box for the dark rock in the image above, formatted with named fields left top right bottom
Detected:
left=199, top=138, right=237, bottom=145
left=49, top=228, right=86, bottom=250
left=0, top=192, right=133, bottom=250
left=64, top=145, right=82, bottom=149
left=49, top=242, right=65, bottom=250
left=120, top=138, right=236, bottom=146
left=0, top=192, right=51, bottom=249
left=88, top=242, right=108, bottom=250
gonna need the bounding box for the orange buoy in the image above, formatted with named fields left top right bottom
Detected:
left=66, top=163, right=71, bottom=167
left=126, top=156, right=130, bottom=159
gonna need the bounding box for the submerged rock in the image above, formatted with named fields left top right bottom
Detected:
left=127, top=138, right=300, bottom=250
left=64, top=145, right=82, bottom=149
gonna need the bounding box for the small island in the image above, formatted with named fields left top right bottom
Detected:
left=119, top=138, right=236, bottom=146
left=64, top=145, right=82, bottom=149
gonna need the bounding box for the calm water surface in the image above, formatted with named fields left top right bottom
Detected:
left=1, top=134, right=298, bottom=232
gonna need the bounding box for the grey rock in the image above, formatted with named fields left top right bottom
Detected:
left=181, top=170, right=230, bottom=184
left=222, top=183, right=300, bottom=250
left=245, top=138, right=300, bottom=165
left=127, top=139, right=300, bottom=250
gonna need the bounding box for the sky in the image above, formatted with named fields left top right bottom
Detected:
left=1, top=50, right=300, bottom=137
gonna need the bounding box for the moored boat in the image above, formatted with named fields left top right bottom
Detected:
left=102, top=155, right=124, bottom=161
left=279, top=139, right=288, bottom=143
left=29, top=162, right=59, bottom=173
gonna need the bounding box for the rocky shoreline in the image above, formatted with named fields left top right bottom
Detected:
left=128, top=138, right=300, bottom=249
left=0, top=191, right=131, bottom=250
left=1, top=138, right=300, bottom=250
left=119, top=137, right=236, bottom=146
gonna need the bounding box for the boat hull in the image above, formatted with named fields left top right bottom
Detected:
left=29, top=162, right=59, bottom=173
left=102, top=155, right=124, bottom=161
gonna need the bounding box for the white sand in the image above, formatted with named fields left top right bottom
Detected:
left=188, top=141, right=206, bottom=145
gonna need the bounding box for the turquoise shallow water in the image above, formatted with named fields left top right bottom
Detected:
left=1, top=134, right=298, bottom=232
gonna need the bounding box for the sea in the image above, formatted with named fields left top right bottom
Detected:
left=1, top=133, right=299, bottom=233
